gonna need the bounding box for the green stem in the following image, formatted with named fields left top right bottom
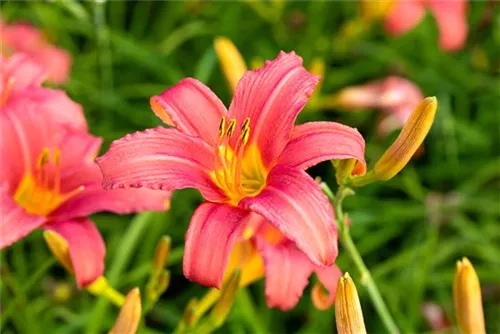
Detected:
left=330, top=184, right=400, bottom=334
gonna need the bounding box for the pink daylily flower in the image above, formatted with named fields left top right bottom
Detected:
left=384, top=0, right=468, bottom=51
left=97, top=52, right=366, bottom=290
left=0, top=54, right=170, bottom=288
left=336, top=76, right=424, bottom=136
left=0, top=21, right=72, bottom=84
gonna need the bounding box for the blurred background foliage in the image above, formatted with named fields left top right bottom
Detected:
left=1, top=1, right=499, bottom=333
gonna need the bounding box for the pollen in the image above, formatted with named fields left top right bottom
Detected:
left=211, top=117, right=268, bottom=205
left=14, top=147, right=84, bottom=216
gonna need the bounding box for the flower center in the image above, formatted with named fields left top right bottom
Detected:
left=14, top=147, right=84, bottom=216
left=211, top=117, right=268, bottom=205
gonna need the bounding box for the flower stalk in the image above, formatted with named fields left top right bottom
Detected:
left=322, top=182, right=400, bottom=334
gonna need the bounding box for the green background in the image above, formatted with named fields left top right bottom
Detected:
left=1, top=1, right=499, bottom=333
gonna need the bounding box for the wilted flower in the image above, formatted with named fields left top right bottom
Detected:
left=454, top=257, right=485, bottom=334
left=1, top=21, right=72, bottom=83
left=334, top=76, right=424, bottom=136
left=97, top=52, right=366, bottom=290
left=0, top=53, right=170, bottom=288
left=384, top=0, right=468, bottom=51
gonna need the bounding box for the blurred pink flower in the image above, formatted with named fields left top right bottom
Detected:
left=384, top=0, right=468, bottom=51
left=97, top=52, right=366, bottom=289
left=0, top=54, right=170, bottom=288
left=1, top=53, right=86, bottom=130
left=336, top=76, right=424, bottom=136
left=1, top=21, right=72, bottom=84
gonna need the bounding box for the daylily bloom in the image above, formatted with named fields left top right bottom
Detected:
left=226, top=217, right=343, bottom=310
left=0, top=20, right=72, bottom=84
left=97, top=52, right=366, bottom=291
left=0, top=54, right=170, bottom=288
left=384, top=0, right=468, bottom=51
left=334, top=76, right=424, bottom=136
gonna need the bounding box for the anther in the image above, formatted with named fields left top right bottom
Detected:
left=241, top=117, right=250, bottom=131
left=226, top=119, right=237, bottom=137
left=218, top=116, right=226, bottom=138
left=241, top=128, right=250, bottom=146
left=37, top=148, right=51, bottom=169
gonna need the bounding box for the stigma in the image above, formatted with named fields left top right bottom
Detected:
left=14, top=147, right=84, bottom=216
left=212, top=117, right=268, bottom=205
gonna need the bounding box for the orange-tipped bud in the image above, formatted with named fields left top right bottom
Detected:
left=109, top=288, right=142, bottom=334
left=214, top=37, right=247, bottom=92
left=153, top=236, right=171, bottom=272
left=44, top=230, right=74, bottom=274
left=453, top=258, right=485, bottom=334
left=352, top=97, right=438, bottom=187
left=335, top=273, right=367, bottom=334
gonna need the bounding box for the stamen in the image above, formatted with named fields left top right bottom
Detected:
left=53, top=148, right=61, bottom=193
left=0, top=78, right=14, bottom=107
left=226, top=119, right=237, bottom=137
left=14, top=147, right=81, bottom=216
left=37, top=148, right=50, bottom=169
left=218, top=116, right=226, bottom=138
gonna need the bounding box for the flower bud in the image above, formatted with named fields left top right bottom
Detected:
left=109, top=288, right=142, bottom=334
left=43, top=230, right=73, bottom=274
left=153, top=236, right=171, bottom=273
left=210, top=269, right=241, bottom=327
left=453, top=257, right=485, bottom=334
left=214, top=37, right=247, bottom=92
left=352, top=97, right=438, bottom=186
left=335, top=273, right=367, bottom=334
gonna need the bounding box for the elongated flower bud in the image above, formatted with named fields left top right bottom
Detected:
left=214, top=37, right=247, bottom=92
left=210, top=269, right=241, bottom=327
left=454, top=258, right=485, bottom=334
left=360, top=0, right=394, bottom=21
left=44, top=230, right=74, bottom=274
left=352, top=97, right=438, bottom=186
left=109, top=288, right=142, bottom=334
left=335, top=273, right=367, bottom=334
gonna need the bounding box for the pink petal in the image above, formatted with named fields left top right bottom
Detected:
left=36, top=46, right=72, bottom=84
left=1, top=53, right=46, bottom=93
left=0, top=22, right=45, bottom=52
left=8, top=87, right=87, bottom=131
left=384, top=0, right=426, bottom=36
left=0, top=184, right=46, bottom=249
left=183, top=202, right=248, bottom=288
left=44, top=218, right=105, bottom=288
left=53, top=165, right=170, bottom=220
left=278, top=121, right=366, bottom=174
left=255, top=237, right=313, bottom=310
left=96, top=127, right=225, bottom=202
left=150, top=78, right=227, bottom=146
left=0, top=105, right=58, bottom=187
left=313, top=264, right=342, bottom=309
left=240, top=165, right=337, bottom=267
left=428, top=0, right=468, bottom=51
left=227, top=51, right=319, bottom=167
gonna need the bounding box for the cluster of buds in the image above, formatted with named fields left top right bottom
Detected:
left=336, top=258, right=486, bottom=334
